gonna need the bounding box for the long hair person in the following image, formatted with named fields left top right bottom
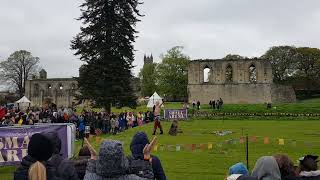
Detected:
left=28, top=161, right=47, bottom=180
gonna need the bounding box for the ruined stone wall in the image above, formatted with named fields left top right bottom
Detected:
left=271, top=84, right=296, bottom=103
left=188, top=84, right=272, bottom=104
left=25, top=78, right=77, bottom=107
left=188, top=59, right=296, bottom=104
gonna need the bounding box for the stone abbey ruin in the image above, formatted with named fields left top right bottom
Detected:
left=188, top=59, right=296, bottom=104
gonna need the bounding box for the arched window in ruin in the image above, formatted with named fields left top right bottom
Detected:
left=203, top=66, right=211, bottom=83
left=47, top=84, right=52, bottom=96
left=249, top=64, right=257, bottom=83
left=33, top=84, right=40, bottom=97
left=225, top=65, right=233, bottom=83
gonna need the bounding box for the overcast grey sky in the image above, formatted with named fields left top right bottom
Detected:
left=1, top=0, right=320, bottom=80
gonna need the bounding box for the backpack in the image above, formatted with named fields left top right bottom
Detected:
left=128, top=156, right=154, bottom=179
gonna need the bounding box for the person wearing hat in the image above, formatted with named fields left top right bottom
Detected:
left=299, top=155, right=320, bottom=180
left=14, top=133, right=57, bottom=180
left=226, top=162, right=257, bottom=180
left=43, top=131, right=79, bottom=180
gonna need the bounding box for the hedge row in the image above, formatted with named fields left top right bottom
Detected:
left=191, top=112, right=320, bottom=117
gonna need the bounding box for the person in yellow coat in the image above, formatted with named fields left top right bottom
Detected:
left=18, top=118, right=23, bottom=125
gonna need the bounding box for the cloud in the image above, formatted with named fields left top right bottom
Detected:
left=0, top=0, right=320, bottom=82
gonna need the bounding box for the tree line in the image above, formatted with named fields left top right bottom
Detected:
left=139, top=46, right=189, bottom=101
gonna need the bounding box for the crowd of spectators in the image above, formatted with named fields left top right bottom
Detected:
left=0, top=106, right=159, bottom=137
left=14, top=131, right=167, bottom=180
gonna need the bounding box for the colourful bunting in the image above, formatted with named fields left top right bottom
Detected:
left=279, top=139, right=285, bottom=145
left=160, top=145, right=165, bottom=151
left=167, top=145, right=175, bottom=151
left=251, top=136, right=257, bottom=143
left=239, top=137, right=245, bottom=144
left=176, top=145, right=181, bottom=151
left=184, top=144, right=191, bottom=151
left=191, top=144, right=196, bottom=151
left=95, top=136, right=101, bottom=144
left=200, top=144, right=206, bottom=151
left=216, top=143, right=222, bottom=148
left=153, top=145, right=158, bottom=152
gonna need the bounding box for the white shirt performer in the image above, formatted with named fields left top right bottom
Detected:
left=152, top=101, right=164, bottom=135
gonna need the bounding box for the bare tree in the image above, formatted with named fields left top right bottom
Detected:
left=0, top=50, right=40, bottom=97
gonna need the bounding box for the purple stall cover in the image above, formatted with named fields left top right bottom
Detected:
left=164, top=109, right=188, bottom=120
left=0, top=124, right=68, bottom=166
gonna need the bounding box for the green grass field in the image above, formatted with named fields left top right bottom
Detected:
left=101, top=119, right=320, bottom=179
left=1, top=119, right=320, bottom=179
left=79, top=98, right=320, bottom=114
left=1, top=98, right=320, bottom=179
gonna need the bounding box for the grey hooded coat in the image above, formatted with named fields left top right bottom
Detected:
left=84, top=140, right=147, bottom=180
left=252, top=156, right=281, bottom=180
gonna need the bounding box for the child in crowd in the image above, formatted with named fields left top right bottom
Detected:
left=110, top=116, right=116, bottom=134
left=137, top=112, right=143, bottom=126
left=127, top=112, right=134, bottom=128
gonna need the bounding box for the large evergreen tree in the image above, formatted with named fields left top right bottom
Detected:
left=71, top=0, right=142, bottom=112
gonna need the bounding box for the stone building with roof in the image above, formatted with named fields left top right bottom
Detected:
left=25, top=69, right=77, bottom=107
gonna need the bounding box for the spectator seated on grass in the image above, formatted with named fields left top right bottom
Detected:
left=168, top=120, right=178, bottom=136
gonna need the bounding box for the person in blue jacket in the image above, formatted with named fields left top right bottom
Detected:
left=130, top=132, right=167, bottom=180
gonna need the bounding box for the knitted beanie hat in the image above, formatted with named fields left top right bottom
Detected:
left=28, top=133, right=53, bottom=161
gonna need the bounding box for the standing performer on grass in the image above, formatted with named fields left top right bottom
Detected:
left=152, top=101, right=164, bottom=135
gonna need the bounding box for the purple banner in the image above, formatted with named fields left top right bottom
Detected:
left=0, top=124, right=68, bottom=166
left=164, top=109, right=188, bottom=120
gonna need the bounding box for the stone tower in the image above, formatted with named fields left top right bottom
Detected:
left=144, top=54, right=153, bottom=65
left=39, top=69, right=47, bottom=79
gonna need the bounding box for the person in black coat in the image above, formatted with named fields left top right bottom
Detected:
left=14, top=133, right=57, bottom=180
left=74, top=146, right=91, bottom=180
left=299, top=155, right=320, bottom=180
left=130, top=132, right=167, bottom=180
left=43, top=132, right=79, bottom=180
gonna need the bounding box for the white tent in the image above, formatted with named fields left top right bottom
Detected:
left=16, top=96, right=31, bottom=110
left=147, top=92, right=164, bottom=108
